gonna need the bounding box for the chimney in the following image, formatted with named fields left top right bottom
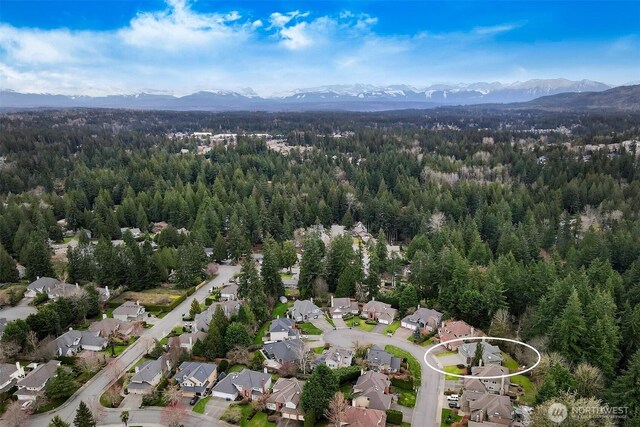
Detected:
left=136, top=300, right=140, bottom=306
left=102, top=313, right=107, bottom=319
left=310, top=297, right=313, bottom=304
left=15, top=362, right=24, bottom=378
left=331, top=295, right=334, bottom=307
left=76, top=282, right=79, bottom=289
left=470, top=327, right=475, bottom=336
left=372, top=296, right=375, bottom=301
left=37, top=276, right=40, bottom=280
left=135, top=365, right=140, bottom=373
left=263, top=367, right=268, bottom=374
left=189, top=337, right=193, bottom=347
left=277, top=315, right=279, bottom=319
left=105, top=286, right=110, bottom=296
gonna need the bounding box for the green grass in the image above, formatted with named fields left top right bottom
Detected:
left=384, top=321, right=401, bottom=334
left=325, top=315, right=336, bottom=328
left=192, top=396, right=210, bottom=414
left=221, top=403, right=254, bottom=426
left=443, top=365, right=465, bottom=380
left=254, top=322, right=269, bottom=344
left=502, top=352, right=520, bottom=372
left=298, top=322, right=323, bottom=335
left=436, top=351, right=458, bottom=358
left=254, top=302, right=291, bottom=344
left=312, top=346, right=325, bottom=354
left=511, top=374, right=537, bottom=404
left=35, top=398, right=68, bottom=413
left=63, top=236, right=77, bottom=244
left=354, top=321, right=375, bottom=332
left=229, top=364, right=245, bottom=373
left=284, top=288, right=300, bottom=297
left=272, top=302, right=289, bottom=318
left=441, top=408, right=462, bottom=426
left=340, top=382, right=353, bottom=399
left=280, top=272, right=293, bottom=279
left=246, top=411, right=275, bottom=427
left=384, top=345, right=422, bottom=382
left=395, top=386, right=416, bottom=407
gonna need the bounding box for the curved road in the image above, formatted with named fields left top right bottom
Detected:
left=323, top=329, right=445, bottom=427
left=20, top=265, right=240, bottom=427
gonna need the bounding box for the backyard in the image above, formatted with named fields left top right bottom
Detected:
left=385, top=345, right=422, bottom=382
left=441, top=408, right=462, bottom=426
left=395, top=386, right=416, bottom=407
left=110, top=287, right=186, bottom=306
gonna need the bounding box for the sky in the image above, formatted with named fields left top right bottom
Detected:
left=0, top=0, right=638, bottom=96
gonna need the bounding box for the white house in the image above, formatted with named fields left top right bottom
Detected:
left=127, top=356, right=172, bottom=395
left=211, top=368, right=272, bottom=401
left=15, top=360, right=61, bottom=401
left=113, top=301, right=146, bottom=322
left=331, top=296, right=359, bottom=319
left=266, top=377, right=305, bottom=421
left=0, top=362, right=25, bottom=393
left=25, top=277, right=60, bottom=298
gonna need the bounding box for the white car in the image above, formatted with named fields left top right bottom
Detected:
left=447, top=394, right=459, bottom=401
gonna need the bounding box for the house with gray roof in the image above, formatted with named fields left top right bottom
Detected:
left=0, top=362, right=24, bottom=393
left=462, top=393, right=515, bottom=426
left=53, top=330, right=108, bottom=356
left=401, top=307, right=443, bottom=333
left=315, top=347, right=354, bottom=370
left=352, top=371, right=392, bottom=411
left=365, top=346, right=401, bottom=373
left=266, top=377, right=305, bottom=421
left=113, top=301, right=146, bottom=322
left=361, top=299, right=396, bottom=325
left=290, top=299, right=321, bottom=322
left=192, top=300, right=242, bottom=332
left=263, top=339, right=305, bottom=369
left=89, top=318, right=143, bottom=340
left=173, top=361, right=218, bottom=397
left=330, top=296, right=359, bottom=319
left=220, top=284, right=239, bottom=301
left=127, top=355, right=172, bottom=395
left=25, top=277, right=60, bottom=298
left=269, top=318, right=298, bottom=342
left=211, top=368, right=271, bottom=401
left=15, top=360, right=61, bottom=401
left=459, top=341, right=504, bottom=366
left=169, top=330, right=207, bottom=352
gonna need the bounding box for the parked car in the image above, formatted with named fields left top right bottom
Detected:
left=448, top=402, right=460, bottom=409
left=190, top=396, right=199, bottom=406
left=447, top=394, right=459, bottom=401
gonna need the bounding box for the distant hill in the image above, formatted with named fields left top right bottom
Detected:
left=517, top=85, right=640, bottom=112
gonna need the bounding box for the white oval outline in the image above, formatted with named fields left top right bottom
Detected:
left=424, top=336, right=541, bottom=379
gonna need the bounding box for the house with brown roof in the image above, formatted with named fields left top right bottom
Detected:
left=464, top=365, right=510, bottom=395
left=330, top=296, right=359, bottom=319
left=211, top=368, right=271, bottom=401
left=401, top=307, right=443, bottom=333
left=341, top=406, right=387, bottom=427
left=266, top=377, right=305, bottom=421
left=361, top=299, right=396, bottom=325
left=438, top=319, right=482, bottom=350
left=352, top=371, right=392, bottom=411
left=463, top=393, right=515, bottom=426
left=89, top=318, right=143, bottom=340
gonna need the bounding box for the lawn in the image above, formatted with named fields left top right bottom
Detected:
left=253, top=322, right=269, bottom=344
left=221, top=403, right=255, bottom=426
left=284, top=288, right=300, bottom=298
left=312, top=346, right=325, bottom=354
left=443, top=365, right=465, bottom=380
left=354, top=321, right=376, bottom=332
left=441, top=408, right=462, bottom=426
left=511, top=374, right=537, bottom=404
left=280, top=272, right=293, bottom=279
left=111, top=288, right=186, bottom=306
left=272, top=302, right=290, bottom=318
left=325, top=315, right=336, bottom=328
left=436, top=351, right=458, bottom=358
left=192, top=396, right=210, bottom=414
left=0, top=283, right=26, bottom=303
left=502, top=352, right=520, bottom=371
left=35, top=397, right=68, bottom=413
left=103, top=337, right=138, bottom=357
left=298, top=322, right=323, bottom=335
left=385, top=321, right=401, bottom=334
left=385, top=345, right=422, bottom=382
left=246, top=411, right=275, bottom=427
left=229, top=364, right=246, bottom=373
left=395, top=386, right=416, bottom=407
left=340, top=382, right=353, bottom=399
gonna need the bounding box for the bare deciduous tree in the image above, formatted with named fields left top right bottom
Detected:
left=162, top=402, right=187, bottom=427
left=4, top=401, right=30, bottom=427
left=227, top=347, right=249, bottom=366
left=0, top=340, right=21, bottom=362
left=163, top=383, right=182, bottom=407
left=324, top=392, right=348, bottom=427
left=278, top=360, right=298, bottom=378
left=103, top=382, right=123, bottom=407
left=574, top=363, right=604, bottom=398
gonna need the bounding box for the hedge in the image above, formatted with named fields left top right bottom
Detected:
left=391, top=377, right=414, bottom=390
left=303, top=409, right=316, bottom=427
left=386, top=409, right=403, bottom=425
left=334, top=366, right=362, bottom=384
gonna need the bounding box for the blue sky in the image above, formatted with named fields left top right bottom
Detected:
left=1, top=0, right=638, bottom=95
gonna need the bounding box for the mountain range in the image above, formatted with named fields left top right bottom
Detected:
left=1, top=79, right=636, bottom=111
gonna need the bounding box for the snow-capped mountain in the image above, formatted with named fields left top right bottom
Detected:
left=0, top=79, right=616, bottom=111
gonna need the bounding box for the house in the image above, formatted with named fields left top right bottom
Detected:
left=173, top=361, right=218, bottom=397
left=352, top=222, right=371, bottom=243
left=438, top=319, right=482, bottom=350
left=120, top=227, right=142, bottom=238
left=361, top=299, right=396, bottom=325
left=341, top=406, right=387, bottom=427
left=168, top=331, right=206, bottom=352
left=127, top=355, right=172, bottom=395
left=401, top=307, right=443, bottom=333
left=459, top=342, right=504, bottom=366
left=25, top=277, right=60, bottom=298
left=464, top=365, right=510, bottom=395
left=192, top=300, right=242, bottom=332
left=113, top=301, right=146, bottom=322
left=15, top=360, right=61, bottom=401
left=46, top=282, right=83, bottom=299
left=0, top=362, right=25, bottom=393
left=211, top=368, right=271, bottom=401
left=352, top=371, right=392, bottom=411
left=220, top=284, right=239, bottom=301
left=290, top=299, right=321, bottom=322
left=315, top=347, right=354, bottom=370
left=330, top=296, right=359, bottom=319
left=263, top=339, right=305, bottom=369
left=365, top=346, right=401, bottom=373
left=88, top=318, right=143, bottom=340
left=462, top=393, right=515, bottom=426
left=53, top=330, right=108, bottom=356
left=265, top=377, right=305, bottom=421
left=269, top=318, right=298, bottom=342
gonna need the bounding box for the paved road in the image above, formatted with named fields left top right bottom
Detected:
left=0, top=297, right=37, bottom=321
left=20, top=265, right=239, bottom=427
left=323, top=329, right=444, bottom=427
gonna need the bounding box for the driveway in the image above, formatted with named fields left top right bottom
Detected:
left=393, top=327, right=413, bottom=340
left=333, top=317, right=348, bottom=329
left=437, top=353, right=465, bottom=366
left=0, top=303, right=37, bottom=321
left=203, top=397, right=232, bottom=419
left=323, top=329, right=444, bottom=427
left=22, top=264, right=241, bottom=427
left=372, top=323, right=387, bottom=334
left=120, top=393, right=142, bottom=409
left=309, top=316, right=334, bottom=332
left=391, top=403, right=414, bottom=422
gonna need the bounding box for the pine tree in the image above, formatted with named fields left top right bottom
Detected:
left=298, top=234, right=324, bottom=299
left=375, top=228, right=387, bottom=274
left=399, top=284, right=418, bottom=317
left=301, top=364, right=339, bottom=421
left=23, top=231, right=54, bottom=281
left=211, top=305, right=229, bottom=336
left=224, top=322, right=251, bottom=351
left=49, top=416, right=71, bottom=427
left=608, top=348, right=640, bottom=425
left=237, top=257, right=259, bottom=300
left=261, top=236, right=284, bottom=297
left=73, top=401, right=96, bottom=427
left=335, top=264, right=357, bottom=298
left=189, top=298, right=202, bottom=319
left=45, top=367, right=78, bottom=400
left=212, top=233, right=227, bottom=263
left=325, top=234, right=353, bottom=292
left=0, top=244, right=18, bottom=283
left=471, top=342, right=484, bottom=367
left=280, top=240, right=297, bottom=272
left=548, top=288, right=587, bottom=365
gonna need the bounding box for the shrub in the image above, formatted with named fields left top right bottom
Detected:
left=334, top=366, right=361, bottom=384
left=33, top=292, right=48, bottom=305
left=386, top=409, right=403, bottom=425
left=365, top=320, right=378, bottom=325
left=391, top=377, right=414, bottom=390
left=218, top=359, right=229, bottom=373
left=221, top=405, right=243, bottom=424
left=303, top=409, right=316, bottom=427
